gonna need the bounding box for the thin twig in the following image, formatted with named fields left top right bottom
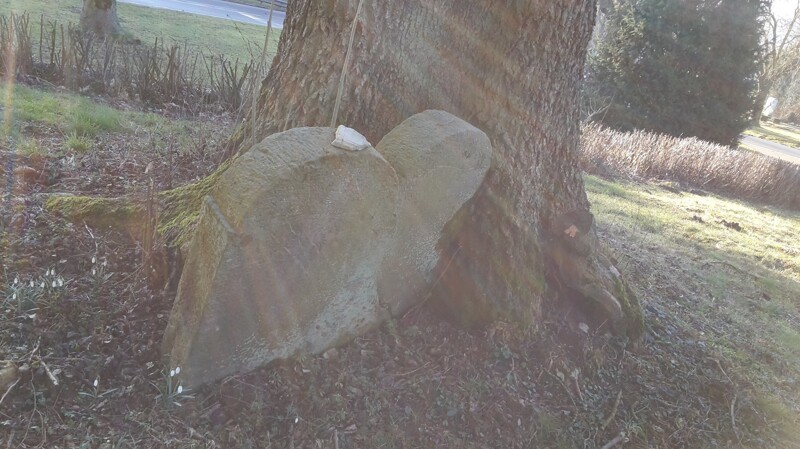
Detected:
left=39, top=358, right=59, bottom=386
left=546, top=370, right=577, bottom=409
left=601, top=390, right=623, bottom=430
left=252, top=0, right=275, bottom=147
left=331, top=0, right=365, bottom=128
left=0, top=378, right=20, bottom=406
left=600, top=432, right=627, bottom=449
left=714, top=358, right=734, bottom=385
left=333, top=428, right=340, bottom=449
left=730, top=395, right=740, bottom=442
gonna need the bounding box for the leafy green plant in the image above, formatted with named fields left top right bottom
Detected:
left=152, top=366, right=193, bottom=407
left=3, top=269, right=67, bottom=312
left=89, top=256, right=113, bottom=303
left=79, top=376, right=118, bottom=400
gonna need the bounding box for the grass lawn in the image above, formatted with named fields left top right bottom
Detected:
left=744, top=121, right=800, bottom=148
left=3, top=84, right=193, bottom=152
left=587, top=175, right=800, bottom=441
left=2, top=0, right=280, bottom=63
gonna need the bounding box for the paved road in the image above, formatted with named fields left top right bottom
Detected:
left=119, top=0, right=285, bottom=29
left=740, top=135, right=800, bottom=165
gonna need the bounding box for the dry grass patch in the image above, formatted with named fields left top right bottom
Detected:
left=581, top=124, right=800, bottom=210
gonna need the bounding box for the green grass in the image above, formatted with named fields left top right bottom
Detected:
left=587, top=174, right=800, bottom=444
left=17, top=137, right=43, bottom=156
left=70, top=100, right=123, bottom=137
left=64, top=131, right=92, bottom=152
left=778, top=325, right=800, bottom=354
left=586, top=174, right=800, bottom=382
left=1, top=83, right=204, bottom=155
left=586, top=176, right=800, bottom=284
left=744, top=121, right=800, bottom=148
left=4, top=84, right=124, bottom=137
left=2, top=0, right=279, bottom=64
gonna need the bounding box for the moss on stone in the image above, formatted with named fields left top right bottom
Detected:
left=46, top=160, right=233, bottom=249
left=45, top=195, right=145, bottom=233
left=158, top=160, right=231, bottom=249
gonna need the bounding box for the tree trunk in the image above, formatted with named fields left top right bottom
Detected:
left=230, top=0, right=643, bottom=336
left=80, top=0, right=123, bottom=37
left=752, top=76, right=773, bottom=125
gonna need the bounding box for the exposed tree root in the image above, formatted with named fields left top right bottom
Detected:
left=44, top=160, right=231, bottom=251
left=546, top=209, right=645, bottom=339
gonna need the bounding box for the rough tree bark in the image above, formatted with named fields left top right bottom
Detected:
left=80, top=0, right=123, bottom=37
left=227, top=0, right=644, bottom=336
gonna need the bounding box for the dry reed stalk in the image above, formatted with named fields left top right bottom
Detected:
left=580, top=124, right=800, bottom=210
left=252, top=0, right=276, bottom=147
left=331, top=0, right=365, bottom=128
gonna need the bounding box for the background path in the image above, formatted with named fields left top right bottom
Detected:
left=740, top=135, right=800, bottom=164
left=119, top=0, right=285, bottom=28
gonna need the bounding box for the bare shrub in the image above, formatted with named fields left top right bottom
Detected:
left=0, top=12, right=266, bottom=113
left=581, top=124, right=800, bottom=210
left=0, top=13, right=34, bottom=76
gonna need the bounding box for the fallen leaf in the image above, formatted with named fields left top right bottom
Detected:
left=564, top=225, right=579, bottom=238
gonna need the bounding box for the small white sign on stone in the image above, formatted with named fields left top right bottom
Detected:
left=332, top=125, right=371, bottom=151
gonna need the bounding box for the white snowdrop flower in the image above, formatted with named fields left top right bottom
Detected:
left=93, top=377, right=99, bottom=388
left=294, top=417, right=299, bottom=424
left=51, top=280, right=56, bottom=288
left=58, top=278, right=64, bottom=287
left=92, top=256, right=96, bottom=264
left=92, top=269, right=96, bottom=276
left=12, top=293, right=16, bottom=300
left=40, top=282, right=45, bottom=289
left=174, top=366, right=181, bottom=375
left=170, top=369, right=175, bottom=377
left=29, top=280, right=34, bottom=288
left=102, top=260, right=107, bottom=267
left=13, top=277, right=18, bottom=285
left=176, top=385, right=183, bottom=395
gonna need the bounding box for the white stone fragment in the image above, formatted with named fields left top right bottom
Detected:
left=332, top=125, right=371, bottom=151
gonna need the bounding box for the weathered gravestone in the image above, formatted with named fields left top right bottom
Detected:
left=163, top=111, right=492, bottom=388
left=162, top=127, right=400, bottom=387
left=376, top=110, right=491, bottom=315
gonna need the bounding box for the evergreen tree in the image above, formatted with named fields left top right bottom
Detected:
left=586, top=0, right=765, bottom=145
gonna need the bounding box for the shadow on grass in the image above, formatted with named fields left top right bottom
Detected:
left=586, top=174, right=800, bottom=443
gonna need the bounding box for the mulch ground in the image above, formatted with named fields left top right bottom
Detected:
left=0, top=96, right=792, bottom=448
